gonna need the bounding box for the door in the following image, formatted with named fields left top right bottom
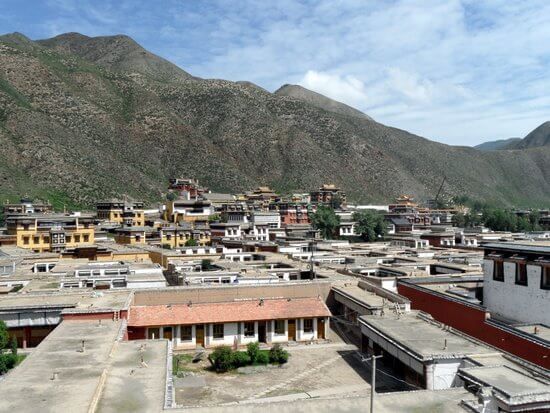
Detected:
left=288, top=319, right=296, bottom=341
left=317, top=318, right=325, bottom=339
left=258, top=322, right=267, bottom=343
left=196, top=324, right=205, bottom=347
left=163, top=327, right=173, bottom=340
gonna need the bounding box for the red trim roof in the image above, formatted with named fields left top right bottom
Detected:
left=128, top=297, right=331, bottom=327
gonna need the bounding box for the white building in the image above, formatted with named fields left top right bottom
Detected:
left=483, top=242, right=550, bottom=325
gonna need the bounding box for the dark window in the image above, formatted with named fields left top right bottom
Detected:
left=274, top=320, right=285, bottom=335
left=83, top=234, right=89, bottom=242
left=74, top=235, right=81, bottom=243
left=493, top=260, right=504, bottom=281
left=515, top=263, right=528, bottom=286
left=33, top=236, right=40, bottom=244
left=147, top=327, right=160, bottom=339
left=303, top=318, right=314, bottom=333
left=213, top=323, right=224, bottom=339
left=542, top=266, right=550, bottom=290
left=244, top=322, right=255, bottom=337
left=181, top=325, right=192, bottom=341
left=23, top=236, right=29, bottom=245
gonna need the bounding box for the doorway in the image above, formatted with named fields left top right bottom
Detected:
left=258, top=322, right=266, bottom=343
left=196, top=324, right=205, bottom=347
left=163, top=327, right=173, bottom=340
left=318, top=318, right=325, bottom=339
left=288, top=319, right=296, bottom=341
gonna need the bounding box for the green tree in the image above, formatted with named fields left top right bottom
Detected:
left=310, top=206, right=340, bottom=239
left=185, top=238, right=198, bottom=247
left=352, top=210, right=387, bottom=241
left=166, top=192, right=177, bottom=201
left=0, top=321, right=8, bottom=350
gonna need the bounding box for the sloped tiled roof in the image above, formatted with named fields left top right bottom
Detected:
left=128, top=297, right=330, bottom=327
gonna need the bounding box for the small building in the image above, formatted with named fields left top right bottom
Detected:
left=310, top=184, right=347, bottom=206
left=96, top=200, right=145, bottom=227
left=127, top=297, right=331, bottom=349
left=114, top=226, right=147, bottom=245
left=482, top=242, right=550, bottom=325
left=5, top=213, right=95, bottom=252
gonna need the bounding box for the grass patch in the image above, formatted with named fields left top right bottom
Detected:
left=0, top=76, right=31, bottom=109
left=173, top=353, right=194, bottom=376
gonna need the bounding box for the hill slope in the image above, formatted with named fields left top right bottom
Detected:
left=509, top=121, right=550, bottom=150
left=275, top=84, right=373, bottom=121
left=0, top=32, right=549, bottom=207
left=474, top=137, right=521, bottom=151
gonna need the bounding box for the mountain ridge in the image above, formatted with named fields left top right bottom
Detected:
left=0, top=32, right=549, bottom=207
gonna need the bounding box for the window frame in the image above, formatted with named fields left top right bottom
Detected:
left=243, top=322, right=255, bottom=337
left=303, top=318, right=314, bottom=333
left=515, top=262, right=528, bottom=286
left=492, top=259, right=504, bottom=282
left=541, top=266, right=550, bottom=291
left=212, top=323, right=224, bottom=340
left=180, top=325, right=192, bottom=342
left=274, top=320, right=285, bottom=335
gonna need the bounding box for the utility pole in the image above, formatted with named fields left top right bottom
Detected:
left=362, top=354, right=383, bottom=413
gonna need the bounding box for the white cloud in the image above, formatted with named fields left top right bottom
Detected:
left=298, top=70, right=371, bottom=108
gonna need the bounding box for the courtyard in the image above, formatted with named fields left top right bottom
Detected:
left=173, top=342, right=372, bottom=406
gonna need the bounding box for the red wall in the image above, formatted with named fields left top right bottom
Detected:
left=398, top=283, right=550, bottom=369
left=127, top=327, right=146, bottom=340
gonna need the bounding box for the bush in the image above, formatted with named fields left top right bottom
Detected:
left=255, top=351, right=269, bottom=365
left=209, top=346, right=233, bottom=372
left=231, top=351, right=251, bottom=368
left=269, top=344, right=289, bottom=364
left=246, top=342, right=260, bottom=363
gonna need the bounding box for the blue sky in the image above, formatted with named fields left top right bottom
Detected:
left=2, top=0, right=550, bottom=146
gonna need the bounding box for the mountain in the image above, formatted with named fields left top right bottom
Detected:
left=275, top=84, right=373, bottom=121
left=36, top=32, right=193, bottom=83
left=474, top=138, right=521, bottom=151
left=0, top=32, right=550, bottom=207
left=508, top=121, right=550, bottom=150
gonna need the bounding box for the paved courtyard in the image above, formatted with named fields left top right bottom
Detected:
left=174, top=343, right=372, bottom=406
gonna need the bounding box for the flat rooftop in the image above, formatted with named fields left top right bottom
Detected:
left=0, top=320, right=122, bottom=412
left=459, top=365, right=550, bottom=400
left=333, top=284, right=387, bottom=308
left=0, top=290, right=131, bottom=311
left=360, top=312, right=493, bottom=361
left=97, top=340, right=167, bottom=413
left=515, top=324, right=550, bottom=342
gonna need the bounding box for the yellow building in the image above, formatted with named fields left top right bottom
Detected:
left=114, top=227, right=147, bottom=245
left=5, top=214, right=95, bottom=253
left=96, top=200, right=145, bottom=227
left=160, top=225, right=211, bottom=248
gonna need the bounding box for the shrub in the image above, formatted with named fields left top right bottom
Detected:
left=209, top=346, right=233, bottom=372
left=10, top=336, right=17, bottom=356
left=269, top=344, right=289, bottom=364
left=246, top=342, right=260, bottom=363
left=231, top=351, right=251, bottom=368
left=255, top=351, right=269, bottom=365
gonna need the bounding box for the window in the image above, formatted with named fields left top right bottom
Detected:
left=493, top=260, right=504, bottom=281
left=213, top=323, right=224, bottom=339
left=244, top=322, right=255, bottom=337
left=181, top=326, right=192, bottom=341
left=43, top=236, right=50, bottom=243
left=515, top=262, right=528, bottom=286
left=148, top=327, right=160, bottom=340
left=303, top=318, right=314, bottom=333
left=33, top=236, right=40, bottom=244
left=23, top=236, right=30, bottom=245
left=274, top=320, right=285, bottom=335
left=74, top=235, right=81, bottom=243
left=83, top=234, right=89, bottom=242
left=542, top=266, right=550, bottom=290
left=66, top=235, right=72, bottom=243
